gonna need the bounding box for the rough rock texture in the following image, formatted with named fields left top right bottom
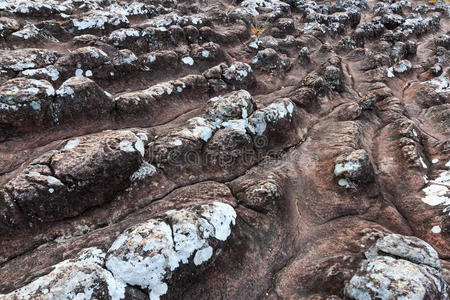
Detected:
left=0, top=0, right=449, bottom=299
left=345, top=234, right=449, bottom=299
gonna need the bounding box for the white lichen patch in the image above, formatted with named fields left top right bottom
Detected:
left=134, top=138, right=145, bottom=157
left=421, top=160, right=450, bottom=215
left=72, top=10, right=129, bottom=31
left=429, top=76, right=449, bottom=93
left=182, top=56, right=194, bottom=66
left=249, top=38, right=261, bottom=50
left=419, top=156, right=428, bottom=169
left=193, top=246, right=213, bottom=266
left=169, top=139, right=183, bottom=146
left=130, top=162, right=156, bottom=181
left=387, top=67, right=395, bottom=78
left=0, top=248, right=127, bottom=300
left=334, top=161, right=361, bottom=177
left=119, top=140, right=135, bottom=153
left=338, top=178, right=351, bottom=187
left=22, top=65, right=60, bottom=81
left=179, top=117, right=218, bottom=142
left=47, top=176, right=64, bottom=186
left=201, top=50, right=210, bottom=58
left=119, top=131, right=146, bottom=156
left=223, top=62, right=253, bottom=81
left=105, top=202, right=236, bottom=300
left=64, top=139, right=80, bottom=149
left=237, top=0, right=290, bottom=16
left=247, top=99, right=294, bottom=135
left=432, top=170, right=450, bottom=187
left=75, top=68, right=83, bottom=77
left=431, top=226, right=441, bottom=234
left=422, top=184, right=449, bottom=206
left=221, top=119, right=249, bottom=135
left=56, top=84, right=75, bottom=98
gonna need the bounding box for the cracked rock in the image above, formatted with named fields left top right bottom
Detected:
left=3, top=130, right=145, bottom=222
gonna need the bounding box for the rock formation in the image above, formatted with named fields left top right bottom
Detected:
left=0, top=0, right=449, bottom=299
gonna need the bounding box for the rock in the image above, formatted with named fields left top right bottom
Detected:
left=107, top=27, right=143, bottom=49
left=0, top=78, right=54, bottom=135
left=346, top=256, right=449, bottom=300
left=1, top=0, right=450, bottom=299
left=247, top=98, right=295, bottom=138
left=66, top=10, right=130, bottom=34
left=272, top=18, right=296, bottom=36
left=4, top=130, right=145, bottom=222
left=8, top=24, right=58, bottom=47
left=289, top=87, right=316, bottom=109
left=298, top=46, right=311, bottom=63
left=0, top=48, right=59, bottom=73
left=55, top=46, right=113, bottom=80
left=0, top=17, right=21, bottom=37
left=112, top=49, right=139, bottom=73
left=206, top=90, right=256, bottom=121
left=222, top=62, right=256, bottom=90
left=204, top=129, right=255, bottom=176
left=36, top=20, right=71, bottom=42
left=19, top=65, right=60, bottom=82
left=105, top=202, right=236, bottom=300
left=114, top=74, right=208, bottom=125
left=53, top=76, right=114, bottom=125
left=389, top=59, right=412, bottom=77
left=252, top=48, right=291, bottom=72
left=381, top=14, right=404, bottom=30
left=345, top=234, right=449, bottom=300
left=323, top=65, right=344, bottom=91
left=365, top=234, right=442, bottom=270
left=334, top=149, right=374, bottom=187
left=232, top=0, right=291, bottom=18
left=0, top=248, right=127, bottom=300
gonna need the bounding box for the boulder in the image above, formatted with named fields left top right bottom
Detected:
left=345, top=234, right=449, bottom=300
left=334, top=149, right=374, bottom=188
left=53, top=76, right=114, bottom=125
left=0, top=78, right=55, bottom=134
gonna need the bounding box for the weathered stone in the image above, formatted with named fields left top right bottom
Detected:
left=105, top=202, right=236, bottom=299
left=53, top=76, right=114, bottom=125
left=0, top=77, right=54, bottom=134
left=334, top=149, right=374, bottom=187
left=345, top=235, right=449, bottom=300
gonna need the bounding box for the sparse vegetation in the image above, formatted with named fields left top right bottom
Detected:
left=250, top=17, right=270, bottom=37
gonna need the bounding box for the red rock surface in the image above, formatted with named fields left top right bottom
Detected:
left=0, top=0, right=449, bottom=299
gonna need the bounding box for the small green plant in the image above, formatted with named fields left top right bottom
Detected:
left=250, top=17, right=270, bottom=37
